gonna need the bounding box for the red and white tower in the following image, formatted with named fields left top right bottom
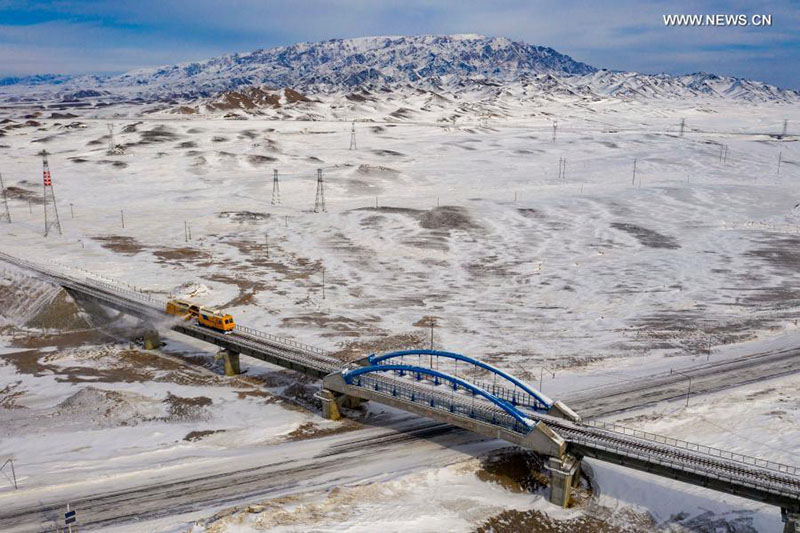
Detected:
left=40, top=150, right=62, bottom=236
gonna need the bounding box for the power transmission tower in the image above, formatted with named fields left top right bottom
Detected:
left=271, top=169, right=281, bottom=205
left=314, top=168, right=326, bottom=213
left=782, top=119, right=788, bottom=137
left=552, top=121, right=558, bottom=142
left=0, top=172, right=10, bottom=223
left=679, top=118, right=686, bottom=137
left=558, top=157, right=566, bottom=179
left=40, top=150, right=62, bottom=237
left=349, top=122, right=357, bottom=150
left=107, top=123, right=115, bottom=154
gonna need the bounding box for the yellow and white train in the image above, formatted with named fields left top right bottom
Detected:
left=166, top=299, right=236, bottom=333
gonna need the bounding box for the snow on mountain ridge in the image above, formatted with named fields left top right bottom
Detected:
left=1, top=34, right=797, bottom=104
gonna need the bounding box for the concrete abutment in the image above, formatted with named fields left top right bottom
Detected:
left=315, top=388, right=365, bottom=420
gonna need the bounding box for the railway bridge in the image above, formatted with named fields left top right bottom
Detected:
left=1, top=251, right=799, bottom=532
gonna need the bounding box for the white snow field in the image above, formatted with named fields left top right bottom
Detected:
left=0, top=91, right=799, bottom=532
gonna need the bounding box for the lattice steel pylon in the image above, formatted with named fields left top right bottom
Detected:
left=40, top=150, right=62, bottom=236
left=314, top=168, right=326, bottom=213
left=0, top=172, right=11, bottom=223
left=349, top=122, right=357, bottom=150
left=107, top=123, right=115, bottom=154
left=271, top=169, right=281, bottom=205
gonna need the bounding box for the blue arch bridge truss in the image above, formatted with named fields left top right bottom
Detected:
left=340, top=349, right=555, bottom=434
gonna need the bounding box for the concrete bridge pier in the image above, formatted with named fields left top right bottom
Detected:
left=142, top=329, right=161, bottom=350
left=546, top=455, right=581, bottom=508
left=784, top=509, right=800, bottom=533
left=215, top=349, right=241, bottom=376
left=315, top=388, right=364, bottom=421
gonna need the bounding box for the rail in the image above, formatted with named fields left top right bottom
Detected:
left=582, top=419, right=800, bottom=477
left=562, top=426, right=800, bottom=498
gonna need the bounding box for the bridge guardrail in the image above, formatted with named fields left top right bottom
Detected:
left=583, top=419, right=800, bottom=477
left=235, top=325, right=333, bottom=359
left=92, top=280, right=165, bottom=310
left=564, top=427, right=800, bottom=498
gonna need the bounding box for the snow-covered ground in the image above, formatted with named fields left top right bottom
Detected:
left=0, top=92, right=799, bottom=531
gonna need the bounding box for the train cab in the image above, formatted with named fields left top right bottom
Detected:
left=197, top=306, right=236, bottom=333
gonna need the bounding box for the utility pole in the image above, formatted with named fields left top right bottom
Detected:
left=632, top=158, right=637, bottom=185
left=539, top=366, right=555, bottom=393
left=271, top=169, right=281, bottom=205
left=552, top=121, right=557, bottom=142
left=349, top=121, right=357, bottom=150
left=778, top=151, right=783, bottom=175
left=670, top=368, right=692, bottom=407
left=314, top=168, right=326, bottom=213
left=120, top=209, right=125, bottom=229
left=265, top=233, right=269, bottom=259
left=782, top=119, right=788, bottom=137
left=429, top=317, right=436, bottom=351
left=0, top=172, right=11, bottom=223
left=679, top=118, right=686, bottom=137
left=40, top=150, right=62, bottom=237
left=321, top=266, right=325, bottom=299
left=69, top=203, right=74, bottom=219
left=558, top=157, right=566, bottom=180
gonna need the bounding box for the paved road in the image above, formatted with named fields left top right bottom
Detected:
left=1, top=342, right=798, bottom=531
left=565, top=345, right=800, bottom=418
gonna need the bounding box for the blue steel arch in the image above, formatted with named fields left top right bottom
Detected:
left=342, top=364, right=533, bottom=430
left=367, top=349, right=553, bottom=411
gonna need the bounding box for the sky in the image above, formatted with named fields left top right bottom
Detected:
left=0, top=0, right=798, bottom=89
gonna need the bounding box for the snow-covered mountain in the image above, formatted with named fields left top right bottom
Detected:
left=1, top=34, right=798, bottom=104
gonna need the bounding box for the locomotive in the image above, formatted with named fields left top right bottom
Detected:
left=166, top=298, right=235, bottom=333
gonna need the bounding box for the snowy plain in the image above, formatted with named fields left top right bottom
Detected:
left=0, top=89, right=799, bottom=531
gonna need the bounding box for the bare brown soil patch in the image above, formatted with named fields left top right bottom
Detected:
left=476, top=448, right=547, bottom=493
left=93, top=235, right=147, bottom=255
left=475, top=508, right=655, bottom=533
left=330, top=331, right=427, bottom=362
left=284, top=420, right=359, bottom=441
left=152, top=247, right=211, bottom=263
left=164, top=392, right=212, bottom=420
left=419, top=206, right=480, bottom=231
left=184, top=429, right=225, bottom=441
left=4, top=186, right=43, bottom=204
left=26, top=290, right=91, bottom=330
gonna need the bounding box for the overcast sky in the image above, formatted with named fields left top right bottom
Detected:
left=1, top=0, right=798, bottom=88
